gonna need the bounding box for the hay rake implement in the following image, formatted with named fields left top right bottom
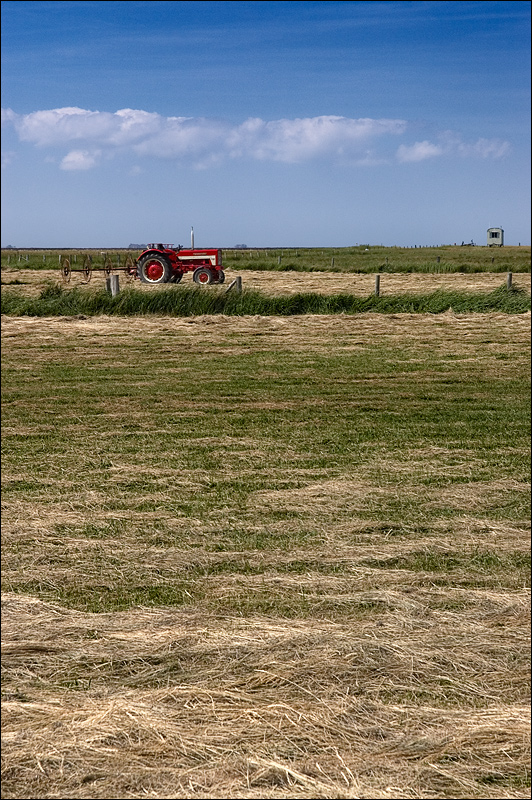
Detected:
left=61, top=254, right=137, bottom=284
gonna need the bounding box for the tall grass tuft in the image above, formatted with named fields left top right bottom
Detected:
left=2, top=283, right=530, bottom=317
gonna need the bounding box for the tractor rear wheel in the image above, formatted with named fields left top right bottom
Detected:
left=193, top=267, right=215, bottom=285
left=138, top=254, right=173, bottom=284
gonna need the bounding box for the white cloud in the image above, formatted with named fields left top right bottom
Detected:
left=228, top=115, right=407, bottom=163
left=6, top=106, right=164, bottom=149
left=1, top=150, right=16, bottom=169
left=1, top=106, right=511, bottom=170
left=397, top=133, right=511, bottom=163
left=132, top=116, right=229, bottom=159
left=396, top=140, right=444, bottom=162
left=60, top=149, right=101, bottom=170
left=459, top=138, right=511, bottom=159
left=1, top=108, right=17, bottom=126
left=15, top=107, right=115, bottom=147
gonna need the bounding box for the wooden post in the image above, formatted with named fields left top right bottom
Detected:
left=225, top=276, right=242, bottom=293
left=506, top=272, right=512, bottom=289
left=107, top=275, right=120, bottom=296
left=278, top=255, right=281, bottom=264
left=436, top=256, right=440, bottom=263
left=375, top=274, right=380, bottom=296
left=331, top=257, right=335, bottom=267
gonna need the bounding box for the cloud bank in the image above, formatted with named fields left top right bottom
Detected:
left=1, top=107, right=510, bottom=170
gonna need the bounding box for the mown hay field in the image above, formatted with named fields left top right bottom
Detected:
left=1, top=266, right=531, bottom=797
left=2, top=265, right=531, bottom=299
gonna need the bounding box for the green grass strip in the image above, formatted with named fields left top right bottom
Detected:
left=2, top=283, right=530, bottom=317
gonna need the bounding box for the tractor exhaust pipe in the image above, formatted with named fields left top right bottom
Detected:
left=191, top=227, right=194, bottom=249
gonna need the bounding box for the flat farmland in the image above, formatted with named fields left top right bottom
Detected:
left=1, top=244, right=530, bottom=299
left=1, top=305, right=530, bottom=799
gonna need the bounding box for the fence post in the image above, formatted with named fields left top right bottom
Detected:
left=506, top=272, right=512, bottom=289
left=107, top=275, right=120, bottom=296
left=375, top=274, right=380, bottom=296
left=225, top=276, right=242, bottom=294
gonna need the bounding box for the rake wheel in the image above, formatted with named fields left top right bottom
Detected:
left=82, top=255, right=92, bottom=282
left=124, top=254, right=136, bottom=282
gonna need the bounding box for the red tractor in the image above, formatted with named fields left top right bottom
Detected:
left=133, top=243, right=225, bottom=285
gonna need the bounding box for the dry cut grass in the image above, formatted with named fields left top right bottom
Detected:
left=2, top=588, right=530, bottom=799
left=1, top=266, right=531, bottom=298
left=1, top=311, right=531, bottom=799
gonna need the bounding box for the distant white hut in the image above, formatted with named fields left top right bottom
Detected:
left=487, top=227, right=504, bottom=247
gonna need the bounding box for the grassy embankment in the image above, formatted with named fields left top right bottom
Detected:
left=1, top=282, right=530, bottom=317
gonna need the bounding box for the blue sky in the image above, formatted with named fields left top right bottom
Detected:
left=1, top=0, right=530, bottom=247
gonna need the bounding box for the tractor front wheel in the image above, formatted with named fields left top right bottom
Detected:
left=216, top=270, right=225, bottom=284
left=138, top=254, right=173, bottom=284
left=193, top=267, right=215, bottom=285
